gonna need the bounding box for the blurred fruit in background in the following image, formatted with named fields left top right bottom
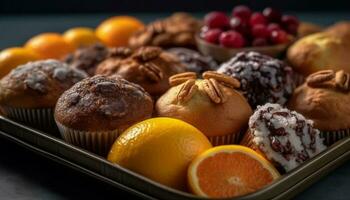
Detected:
left=108, top=117, right=212, bottom=191
left=96, top=16, right=144, bottom=47
left=63, top=27, right=99, bottom=48
left=25, top=33, right=75, bottom=59
left=0, top=47, right=40, bottom=78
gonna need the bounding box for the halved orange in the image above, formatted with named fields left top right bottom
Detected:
left=188, top=145, right=280, bottom=198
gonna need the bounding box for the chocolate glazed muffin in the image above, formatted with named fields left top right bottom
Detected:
left=95, top=46, right=185, bottom=96
left=54, top=75, right=153, bottom=155
left=0, top=59, right=88, bottom=133
left=63, top=43, right=109, bottom=76
left=217, top=51, right=296, bottom=108
left=241, top=103, right=326, bottom=173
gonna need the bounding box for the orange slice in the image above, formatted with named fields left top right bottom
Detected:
left=188, top=145, right=280, bottom=198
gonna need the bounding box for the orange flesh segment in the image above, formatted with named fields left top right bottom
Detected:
left=196, top=152, right=275, bottom=198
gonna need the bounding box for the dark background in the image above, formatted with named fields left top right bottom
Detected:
left=1, top=0, right=350, bottom=14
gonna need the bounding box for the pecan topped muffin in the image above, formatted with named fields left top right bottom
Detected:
left=156, top=71, right=252, bottom=146
left=55, top=75, right=153, bottom=155
left=129, top=13, right=201, bottom=48
left=217, top=51, right=296, bottom=108
left=241, top=103, right=326, bottom=172
left=96, top=46, right=185, bottom=96
left=288, top=70, right=350, bottom=145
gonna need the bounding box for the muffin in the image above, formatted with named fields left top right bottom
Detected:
left=287, top=21, right=350, bottom=76
left=54, top=75, right=153, bottom=155
left=167, top=48, right=218, bottom=75
left=129, top=13, right=201, bottom=49
left=63, top=43, right=109, bottom=76
left=95, top=46, right=185, bottom=96
left=288, top=70, right=350, bottom=145
left=297, top=22, right=323, bottom=38
left=0, top=59, right=87, bottom=132
left=156, top=71, right=252, bottom=146
left=217, top=51, right=296, bottom=108
left=241, top=103, right=326, bottom=173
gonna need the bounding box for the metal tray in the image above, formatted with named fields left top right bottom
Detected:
left=0, top=115, right=349, bottom=200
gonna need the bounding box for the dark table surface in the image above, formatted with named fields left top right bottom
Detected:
left=0, top=13, right=350, bottom=200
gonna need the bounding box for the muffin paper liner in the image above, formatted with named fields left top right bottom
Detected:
left=320, top=129, right=350, bottom=146
left=0, top=106, right=58, bottom=135
left=55, top=121, right=121, bottom=156
left=208, top=130, right=244, bottom=146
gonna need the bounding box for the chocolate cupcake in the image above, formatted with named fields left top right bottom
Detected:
left=167, top=48, right=218, bottom=75
left=241, top=103, right=326, bottom=172
left=129, top=13, right=201, bottom=49
left=217, top=51, right=296, bottom=108
left=156, top=71, right=252, bottom=146
left=0, top=59, right=87, bottom=133
left=63, top=43, right=109, bottom=76
left=288, top=70, right=350, bottom=145
left=54, top=75, right=153, bottom=155
left=95, top=46, right=185, bottom=96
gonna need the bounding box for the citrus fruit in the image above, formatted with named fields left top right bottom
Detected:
left=63, top=27, right=99, bottom=48
left=107, top=117, right=212, bottom=191
left=25, top=33, right=75, bottom=59
left=0, top=47, right=40, bottom=78
left=96, top=16, right=144, bottom=47
left=188, top=145, right=280, bottom=198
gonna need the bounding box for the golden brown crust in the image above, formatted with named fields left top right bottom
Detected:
left=54, top=75, right=153, bottom=131
left=95, top=46, right=185, bottom=96
left=0, top=60, right=88, bottom=108
left=128, top=13, right=202, bottom=48
left=156, top=72, right=252, bottom=137
left=287, top=21, right=350, bottom=76
left=288, top=70, right=350, bottom=131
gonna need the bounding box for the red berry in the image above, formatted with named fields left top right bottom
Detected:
left=204, top=11, right=230, bottom=29
left=285, top=24, right=298, bottom=35
left=267, top=23, right=281, bottom=32
left=219, top=31, right=245, bottom=48
left=251, top=24, right=269, bottom=38
left=232, top=5, right=252, bottom=20
left=202, top=29, right=222, bottom=44
left=252, top=37, right=268, bottom=46
left=250, top=12, right=267, bottom=26
left=263, top=7, right=282, bottom=22
left=230, top=17, right=250, bottom=35
left=281, top=15, right=300, bottom=27
left=270, top=30, right=289, bottom=44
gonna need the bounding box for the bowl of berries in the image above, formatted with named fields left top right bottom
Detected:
left=196, top=5, right=299, bottom=62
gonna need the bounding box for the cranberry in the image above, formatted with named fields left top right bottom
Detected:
left=270, top=30, right=289, bottom=44
left=286, top=24, right=298, bottom=35
left=230, top=17, right=250, bottom=35
left=204, top=11, right=230, bottom=29
left=219, top=31, right=246, bottom=48
left=250, top=12, right=267, bottom=26
left=251, top=24, right=269, bottom=38
left=267, top=23, right=281, bottom=32
left=232, top=5, right=252, bottom=21
left=252, top=37, right=268, bottom=46
left=263, top=7, right=282, bottom=22
left=281, top=15, right=300, bottom=27
left=202, top=29, right=222, bottom=44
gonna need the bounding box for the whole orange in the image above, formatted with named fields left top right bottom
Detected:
left=107, top=117, right=212, bottom=191
left=0, top=47, right=40, bottom=78
left=96, top=16, right=144, bottom=47
left=25, top=33, right=75, bottom=59
left=63, top=27, right=99, bottom=48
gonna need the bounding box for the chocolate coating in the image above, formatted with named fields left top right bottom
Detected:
left=167, top=48, right=218, bottom=75
left=218, top=51, right=296, bottom=108
left=54, top=75, right=153, bottom=131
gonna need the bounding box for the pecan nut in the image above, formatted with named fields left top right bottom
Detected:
left=108, top=47, right=133, bottom=58
left=203, top=78, right=226, bottom=104
left=169, top=72, right=197, bottom=86
left=306, top=70, right=335, bottom=88
left=176, top=79, right=198, bottom=103
left=133, top=47, right=162, bottom=62
left=335, top=70, right=350, bottom=91
left=139, top=62, right=163, bottom=82
left=203, top=71, right=240, bottom=89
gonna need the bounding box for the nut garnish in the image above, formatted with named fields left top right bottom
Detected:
left=139, top=62, right=163, bottom=82
left=108, top=47, right=133, bottom=58
left=203, top=78, right=226, bottom=104
left=203, top=71, right=240, bottom=89
left=169, top=72, right=197, bottom=86
left=306, top=70, right=335, bottom=88
left=176, top=79, right=198, bottom=103
left=133, top=47, right=162, bottom=61
left=335, top=70, right=350, bottom=91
